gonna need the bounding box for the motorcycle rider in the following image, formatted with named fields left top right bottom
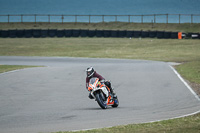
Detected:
left=86, top=66, right=115, bottom=99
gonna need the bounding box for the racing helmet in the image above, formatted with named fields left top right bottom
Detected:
left=86, top=67, right=94, bottom=78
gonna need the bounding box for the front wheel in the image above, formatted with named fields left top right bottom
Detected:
left=95, top=92, right=107, bottom=109
left=112, top=97, right=119, bottom=108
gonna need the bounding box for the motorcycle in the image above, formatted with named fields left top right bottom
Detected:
left=88, top=77, right=119, bottom=109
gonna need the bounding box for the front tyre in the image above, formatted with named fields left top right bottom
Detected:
left=112, top=97, right=119, bottom=108
left=95, top=92, right=107, bottom=109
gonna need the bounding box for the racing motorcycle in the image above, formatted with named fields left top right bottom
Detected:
left=88, top=77, right=119, bottom=109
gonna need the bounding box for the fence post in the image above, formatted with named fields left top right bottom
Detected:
left=35, top=14, right=37, bottom=24
left=141, top=15, right=143, bottom=24
left=191, top=14, right=193, bottom=24
left=21, top=15, right=23, bottom=23
left=102, top=15, right=104, bottom=23
left=8, top=15, right=9, bottom=23
left=62, top=15, right=64, bottom=24
left=166, top=14, right=168, bottom=24
left=75, top=15, right=77, bottom=24
left=128, top=15, right=130, bottom=23
left=89, top=15, right=91, bottom=24
left=179, top=14, right=181, bottom=24
left=154, top=14, right=156, bottom=23
left=48, top=15, right=50, bottom=24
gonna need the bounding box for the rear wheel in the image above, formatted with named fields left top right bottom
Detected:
left=95, top=92, right=107, bottom=109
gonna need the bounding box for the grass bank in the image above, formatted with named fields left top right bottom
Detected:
left=1, top=22, right=200, bottom=33
left=0, top=38, right=200, bottom=62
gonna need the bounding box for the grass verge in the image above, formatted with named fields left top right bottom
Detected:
left=0, top=65, right=39, bottom=73
left=1, top=22, right=200, bottom=33
left=55, top=113, right=200, bottom=133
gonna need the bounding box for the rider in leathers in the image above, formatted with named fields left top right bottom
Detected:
left=86, top=67, right=115, bottom=99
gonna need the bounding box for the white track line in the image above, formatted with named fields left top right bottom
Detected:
left=169, top=65, right=200, bottom=101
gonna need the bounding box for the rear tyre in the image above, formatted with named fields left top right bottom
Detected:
left=95, top=92, right=107, bottom=109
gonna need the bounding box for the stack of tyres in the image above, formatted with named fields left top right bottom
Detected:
left=126, top=31, right=133, bottom=38
left=96, top=30, right=103, bottom=37
left=88, top=30, right=96, bottom=37
left=149, top=31, right=157, bottom=38
left=164, top=31, right=171, bottom=39
left=48, top=29, right=57, bottom=37
left=141, top=31, right=149, bottom=38
left=133, top=31, right=141, bottom=38
left=16, top=30, right=24, bottom=38
left=9, top=30, right=17, bottom=38
left=1, top=30, right=9, bottom=38
left=157, top=31, right=164, bottom=39
left=80, top=30, right=88, bottom=37
left=171, top=32, right=178, bottom=39
left=57, top=30, right=65, bottom=37
left=111, top=30, right=118, bottom=37
left=24, top=30, right=32, bottom=38
left=103, top=30, right=111, bottom=37
left=65, top=29, right=72, bottom=37
left=32, top=29, right=41, bottom=38
left=72, top=29, right=80, bottom=37
left=41, top=30, right=48, bottom=38
left=118, top=30, right=126, bottom=38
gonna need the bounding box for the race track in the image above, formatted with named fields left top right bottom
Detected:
left=0, top=56, right=200, bottom=133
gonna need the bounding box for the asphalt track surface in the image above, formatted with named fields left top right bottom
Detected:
left=0, top=56, right=200, bottom=133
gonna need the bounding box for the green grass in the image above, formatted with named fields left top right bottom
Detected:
left=0, top=65, right=36, bottom=73
left=55, top=113, right=200, bottom=133
left=176, top=61, right=200, bottom=84
left=1, top=22, right=200, bottom=32
left=0, top=38, right=200, bottom=62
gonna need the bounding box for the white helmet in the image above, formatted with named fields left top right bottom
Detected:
left=86, top=67, right=94, bottom=77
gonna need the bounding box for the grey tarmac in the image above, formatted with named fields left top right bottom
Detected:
left=0, top=56, right=200, bottom=133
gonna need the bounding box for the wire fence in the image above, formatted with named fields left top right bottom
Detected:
left=0, top=14, right=200, bottom=24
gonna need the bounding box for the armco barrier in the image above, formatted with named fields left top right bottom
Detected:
left=0, top=29, right=199, bottom=39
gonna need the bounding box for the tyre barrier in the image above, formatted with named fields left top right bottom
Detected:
left=0, top=29, right=199, bottom=39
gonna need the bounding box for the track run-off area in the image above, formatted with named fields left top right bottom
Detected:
left=0, top=56, right=200, bottom=133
